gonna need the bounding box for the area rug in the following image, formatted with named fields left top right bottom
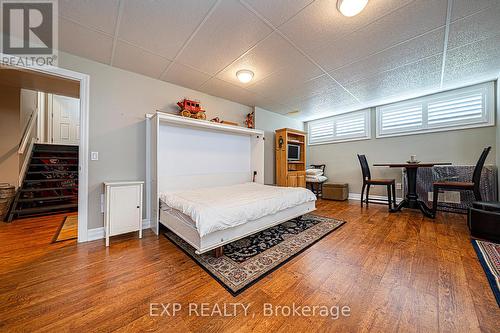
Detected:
left=472, top=240, right=500, bottom=306
left=52, top=215, right=78, bottom=242
left=164, top=214, right=345, bottom=295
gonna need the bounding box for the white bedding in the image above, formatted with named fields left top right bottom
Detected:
left=160, top=182, right=316, bottom=237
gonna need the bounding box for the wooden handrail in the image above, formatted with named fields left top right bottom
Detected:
left=18, top=108, right=38, bottom=155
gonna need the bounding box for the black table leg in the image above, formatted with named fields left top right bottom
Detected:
left=391, top=166, right=433, bottom=217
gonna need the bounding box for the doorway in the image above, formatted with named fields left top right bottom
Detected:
left=0, top=61, right=89, bottom=243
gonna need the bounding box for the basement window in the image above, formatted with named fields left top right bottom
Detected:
left=376, top=82, right=495, bottom=138
left=308, top=109, right=371, bottom=145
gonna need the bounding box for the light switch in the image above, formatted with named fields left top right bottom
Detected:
left=91, top=152, right=99, bottom=161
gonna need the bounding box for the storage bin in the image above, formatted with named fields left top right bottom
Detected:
left=0, top=183, right=15, bottom=221
left=323, top=183, right=349, bottom=201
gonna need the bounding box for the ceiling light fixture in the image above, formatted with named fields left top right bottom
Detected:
left=236, top=69, right=254, bottom=83
left=337, top=0, right=368, bottom=17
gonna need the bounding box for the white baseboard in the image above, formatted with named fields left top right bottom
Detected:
left=87, top=219, right=151, bottom=242
left=349, top=192, right=403, bottom=204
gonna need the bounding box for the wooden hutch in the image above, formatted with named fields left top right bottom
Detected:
left=275, top=128, right=307, bottom=187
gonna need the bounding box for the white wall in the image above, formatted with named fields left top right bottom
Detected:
left=254, top=107, right=303, bottom=184
left=58, top=52, right=253, bottom=229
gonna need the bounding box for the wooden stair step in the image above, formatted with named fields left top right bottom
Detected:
left=27, top=171, right=78, bottom=175
left=20, top=186, right=76, bottom=192
left=13, top=203, right=78, bottom=215
left=18, top=195, right=77, bottom=202
left=29, top=163, right=78, bottom=166
left=31, top=156, right=77, bottom=160
left=24, top=179, right=78, bottom=183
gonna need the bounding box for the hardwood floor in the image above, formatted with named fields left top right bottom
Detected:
left=1, top=201, right=499, bottom=332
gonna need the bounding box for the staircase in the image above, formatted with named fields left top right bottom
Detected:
left=7, top=144, right=78, bottom=221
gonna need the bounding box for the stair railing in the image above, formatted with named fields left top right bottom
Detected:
left=18, top=108, right=38, bottom=155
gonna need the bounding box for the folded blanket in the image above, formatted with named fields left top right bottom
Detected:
left=306, top=175, right=328, bottom=183
left=306, top=168, right=324, bottom=176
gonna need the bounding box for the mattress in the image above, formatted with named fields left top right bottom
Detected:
left=160, top=182, right=316, bottom=237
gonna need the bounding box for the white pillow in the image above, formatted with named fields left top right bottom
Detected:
left=306, top=168, right=323, bottom=176
left=306, top=175, right=328, bottom=183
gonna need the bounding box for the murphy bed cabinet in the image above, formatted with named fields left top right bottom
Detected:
left=275, top=128, right=307, bottom=187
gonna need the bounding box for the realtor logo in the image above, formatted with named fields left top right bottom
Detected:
left=1, top=0, right=58, bottom=66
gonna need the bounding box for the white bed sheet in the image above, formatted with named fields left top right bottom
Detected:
left=160, top=182, right=316, bottom=237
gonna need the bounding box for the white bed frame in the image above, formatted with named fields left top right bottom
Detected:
left=146, top=112, right=315, bottom=254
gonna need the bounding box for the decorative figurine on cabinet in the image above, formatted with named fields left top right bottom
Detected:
left=245, top=111, right=254, bottom=129
left=177, top=98, right=206, bottom=120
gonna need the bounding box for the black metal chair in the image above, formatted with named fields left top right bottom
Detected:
left=306, top=164, right=327, bottom=197
left=357, top=154, right=396, bottom=211
left=432, top=146, right=491, bottom=218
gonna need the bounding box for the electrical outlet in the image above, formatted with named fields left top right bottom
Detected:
left=100, top=194, right=104, bottom=213
left=396, top=183, right=402, bottom=190
left=91, top=152, right=99, bottom=161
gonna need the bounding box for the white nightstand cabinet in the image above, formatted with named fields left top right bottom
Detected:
left=104, top=181, right=144, bottom=247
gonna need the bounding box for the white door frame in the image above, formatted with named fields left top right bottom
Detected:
left=1, top=53, right=90, bottom=242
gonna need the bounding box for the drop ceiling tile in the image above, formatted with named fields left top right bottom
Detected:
left=113, top=41, right=171, bottom=79
left=244, top=0, right=314, bottom=27
left=330, top=28, right=445, bottom=86
left=59, top=0, right=119, bottom=34
left=59, top=18, right=113, bottom=64
left=162, top=63, right=211, bottom=91
left=291, top=84, right=359, bottom=113
left=279, top=0, right=413, bottom=55
left=216, top=32, right=312, bottom=87
left=200, top=78, right=261, bottom=106
left=444, top=34, right=500, bottom=84
left=308, top=0, right=447, bottom=71
left=246, top=61, right=323, bottom=102
left=451, top=0, right=498, bottom=21
left=118, top=0, right=216, bottom=59
left=345, top=55, right=443, bottom=104
left=447, top=3, right=500, bottom=50
left=178, top=0, right=272, bottom=75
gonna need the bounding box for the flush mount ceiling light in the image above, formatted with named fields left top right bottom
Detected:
left=236, top=69, right=254, bottom=83
left=337, top=0, right=368, bottom=17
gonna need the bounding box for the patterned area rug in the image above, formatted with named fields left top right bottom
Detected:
left=472, top=240, right=500, bottom=306
left=164, top=214, right=345, bottom=295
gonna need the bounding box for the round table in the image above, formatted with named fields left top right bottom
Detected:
left=373, top=162, right=452, bottom=217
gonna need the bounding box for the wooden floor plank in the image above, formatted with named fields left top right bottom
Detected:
left=0, top=200, right=499, bottom=332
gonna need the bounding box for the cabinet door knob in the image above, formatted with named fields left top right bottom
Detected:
left=137, top=206, right=140, bottom=208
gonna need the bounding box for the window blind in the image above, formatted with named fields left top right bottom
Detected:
left=308, top=109, right=370, bottom=145
left=376, top=82, right=494, bottom=138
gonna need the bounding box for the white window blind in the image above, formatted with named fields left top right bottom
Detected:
left=308, top=109, right=370, bottom=145
left=376, top=82, right=494, bottom=138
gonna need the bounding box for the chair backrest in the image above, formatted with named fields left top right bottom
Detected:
left=472, top=146, right=491, bottom=185
left=357, top=154, right=371, bottom=181
left=310, top=164, right=326, bottom=173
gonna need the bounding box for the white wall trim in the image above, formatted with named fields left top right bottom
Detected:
left=88, top=219, right=151, bottom=242
left=1, top=53, right=91, bottom=243
left=18, top=137, right=36, bottom=187
left=349, top=192, right=403, bottom=204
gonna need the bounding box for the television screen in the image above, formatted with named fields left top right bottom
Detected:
left=288, top=144, right=300, bottom=161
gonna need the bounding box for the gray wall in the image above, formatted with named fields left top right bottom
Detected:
left=0, top=85, right=21, bottom=187
left=497, top=79, right=500, bottom=199
left=254, top=107, right=303, bottom=185
left=308, top=108, right=497, bottom=198
left=58, top=52, right=253, bottom=230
